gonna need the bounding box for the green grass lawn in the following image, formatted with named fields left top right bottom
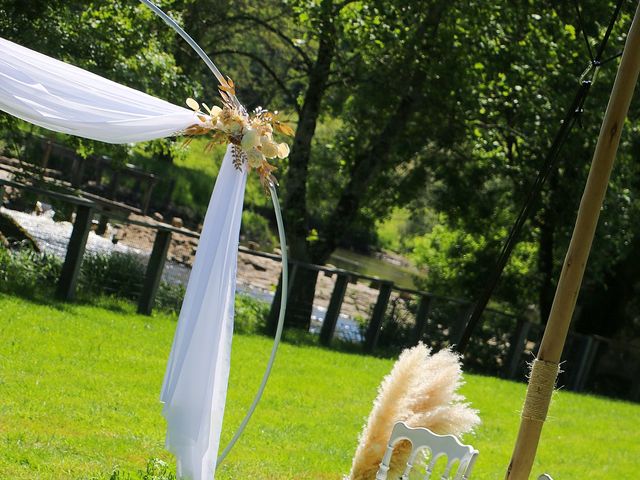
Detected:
left=0, top=293, right=638, bottom=479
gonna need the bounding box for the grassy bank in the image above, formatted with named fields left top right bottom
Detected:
left=0, top=293, right=638, bottom=479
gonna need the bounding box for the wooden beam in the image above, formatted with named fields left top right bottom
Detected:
left=138, top=229, right=172, bottom=315
left=56, top=205, right=93, bottom=301
left=506, top=4, right=640, bottom=478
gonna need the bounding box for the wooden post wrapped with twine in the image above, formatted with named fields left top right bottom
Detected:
left=505, top=3, right=640, bottom=479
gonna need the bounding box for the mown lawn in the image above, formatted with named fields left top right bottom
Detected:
left=0, top=293, right=638, bottom=479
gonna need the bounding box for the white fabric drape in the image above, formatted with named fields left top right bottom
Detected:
left=161, top=145, right=247, bottom=480
left=0, top=37, right=199, bottom=143
left=0, top=38, right=246, bottom=479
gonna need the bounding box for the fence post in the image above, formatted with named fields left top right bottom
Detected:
left=56, top=204, right=93, bottom=301
left=141, top=182, right=153, bottom=215
left=320, top=272, right=349, bottom=346
left=452, top=303, right=474, bottom=346
left=108, top=171, right=120, bottom=200
left=364, top=281, right=393, bottom=353
left=412, top=294, right=433, bottom=345
left=138, top=229, right=172, bottom=315
left=96, top=214, right=109, bottom=236
left=41, top=140, right=52, bottom=169
left=504, top=318, right=532, bottom=380
left=572, top=336, right=599, bottom=392
left=630, top=363, right=640, bottom=402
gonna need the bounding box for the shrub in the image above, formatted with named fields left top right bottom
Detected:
left=235, top=294, right=269, bottom=333
left=154, top=281, right=185, bottom=314
left=104, top=458, right=175, bottom=480
left=154, top=283, right=269, bottom=335
left=80, top=252, right=146, bottom=300
left=0, top=246, right=61, bottom=297
left=0, top=245, right=269, bottom=334
left=241, top=210, right=277, bottom=250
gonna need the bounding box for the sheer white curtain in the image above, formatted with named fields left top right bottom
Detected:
left=0, top=37, right=198, bottom=143
left=161, top=145, right=246, bottom=479
left=0, top=37, right=245, bottom=479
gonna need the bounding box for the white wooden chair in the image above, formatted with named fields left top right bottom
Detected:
left=375, top=422, right=479, bottom=480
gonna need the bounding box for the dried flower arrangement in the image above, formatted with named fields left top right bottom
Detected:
left=348, top=344, right=480, bottom=480
left=182, top=77, right=294, bottom=189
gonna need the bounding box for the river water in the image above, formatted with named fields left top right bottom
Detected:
left=329, top=247, right=425, bottom=290
left=1, top=207, right=363, bottom=343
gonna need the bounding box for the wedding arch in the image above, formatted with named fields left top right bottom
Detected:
left=0, top=1, right=639, bottom=480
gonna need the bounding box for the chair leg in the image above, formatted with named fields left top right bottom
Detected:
left=375, top=463, right=389, bottom=480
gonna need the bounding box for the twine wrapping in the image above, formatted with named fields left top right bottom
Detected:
left=521, top=359, right=560, bottom=422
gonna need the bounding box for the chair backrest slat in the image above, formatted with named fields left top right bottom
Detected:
left=375, top=422, right=479, bottom=480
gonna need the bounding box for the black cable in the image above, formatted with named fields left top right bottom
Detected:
left=575, top=0, right=594, bottom=61
left=601, top=50, right=624, bottom=66
left=456, top=0, right=626, bottom=354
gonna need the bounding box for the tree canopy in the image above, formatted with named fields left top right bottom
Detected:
left=1, top=0, right=639, bottom=339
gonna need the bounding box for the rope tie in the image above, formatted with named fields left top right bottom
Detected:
left=521, top=359, right=560, bottom=422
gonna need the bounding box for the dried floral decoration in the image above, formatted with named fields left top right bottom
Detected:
left=182, top=77, right=293, bottom=189
left=348, top=344, right=480, bottom=480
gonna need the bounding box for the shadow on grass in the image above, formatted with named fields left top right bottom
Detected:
left=0, top=288, right=146, bottom=317
left=0, top=283, right=401, bottom=360
left=0, top=288, right=77, bottom=313
left=274, top=326, right=402, bottom=359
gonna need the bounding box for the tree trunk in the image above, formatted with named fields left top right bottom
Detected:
left=271, top=0, right=449, bottom=330
left=537, top=208, right=555, bottom=324
left=267, top=264, right=320, bottom=332
left=313, top=2, right=448, bottom=261
left=268, top=0, right=336, bottom=329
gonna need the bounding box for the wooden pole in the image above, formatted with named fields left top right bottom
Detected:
left=56, top=205, right=94, bottom=301
left=506, top=4, right=640, bottom=479
left=364, top=281, right=393, bottom=353
left=138, top=229, right=172, bottom=315
left=412, top=294, right=433, bottom=345
left=320, top=272, right=349, bottom=346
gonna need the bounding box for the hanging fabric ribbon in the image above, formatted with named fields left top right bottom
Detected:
left=0, top=9, right=290, bottom=477
left=0, top=37, right=199, bottom=143
left=161, top=144, right=247, bottom=480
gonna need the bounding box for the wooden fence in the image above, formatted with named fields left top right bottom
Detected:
left=1, top=177, right=639, bottom=402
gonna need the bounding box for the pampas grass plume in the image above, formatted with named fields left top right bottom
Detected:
left=348, top=343, right=480, bottom=480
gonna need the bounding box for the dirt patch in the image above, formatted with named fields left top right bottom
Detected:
left=111, top=214, right=382, bottom=318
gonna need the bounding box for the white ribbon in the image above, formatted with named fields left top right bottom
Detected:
left=0, top=27, right=288, bottom=480
left=0, top=37, right=198, bottom=143
left=161, top=145, right=247, bottom=480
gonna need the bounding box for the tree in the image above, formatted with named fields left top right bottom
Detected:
left=278, top=0, right=467, bottom=328
left=413, top=1, right=640, bottom=340
left=0, top=0, right=194, bottom=161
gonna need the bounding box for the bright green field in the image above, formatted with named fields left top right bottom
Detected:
left=0, top=293, right=638, bottom=479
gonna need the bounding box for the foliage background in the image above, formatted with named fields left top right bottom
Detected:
left=1, top=1, right=640, bottom=338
